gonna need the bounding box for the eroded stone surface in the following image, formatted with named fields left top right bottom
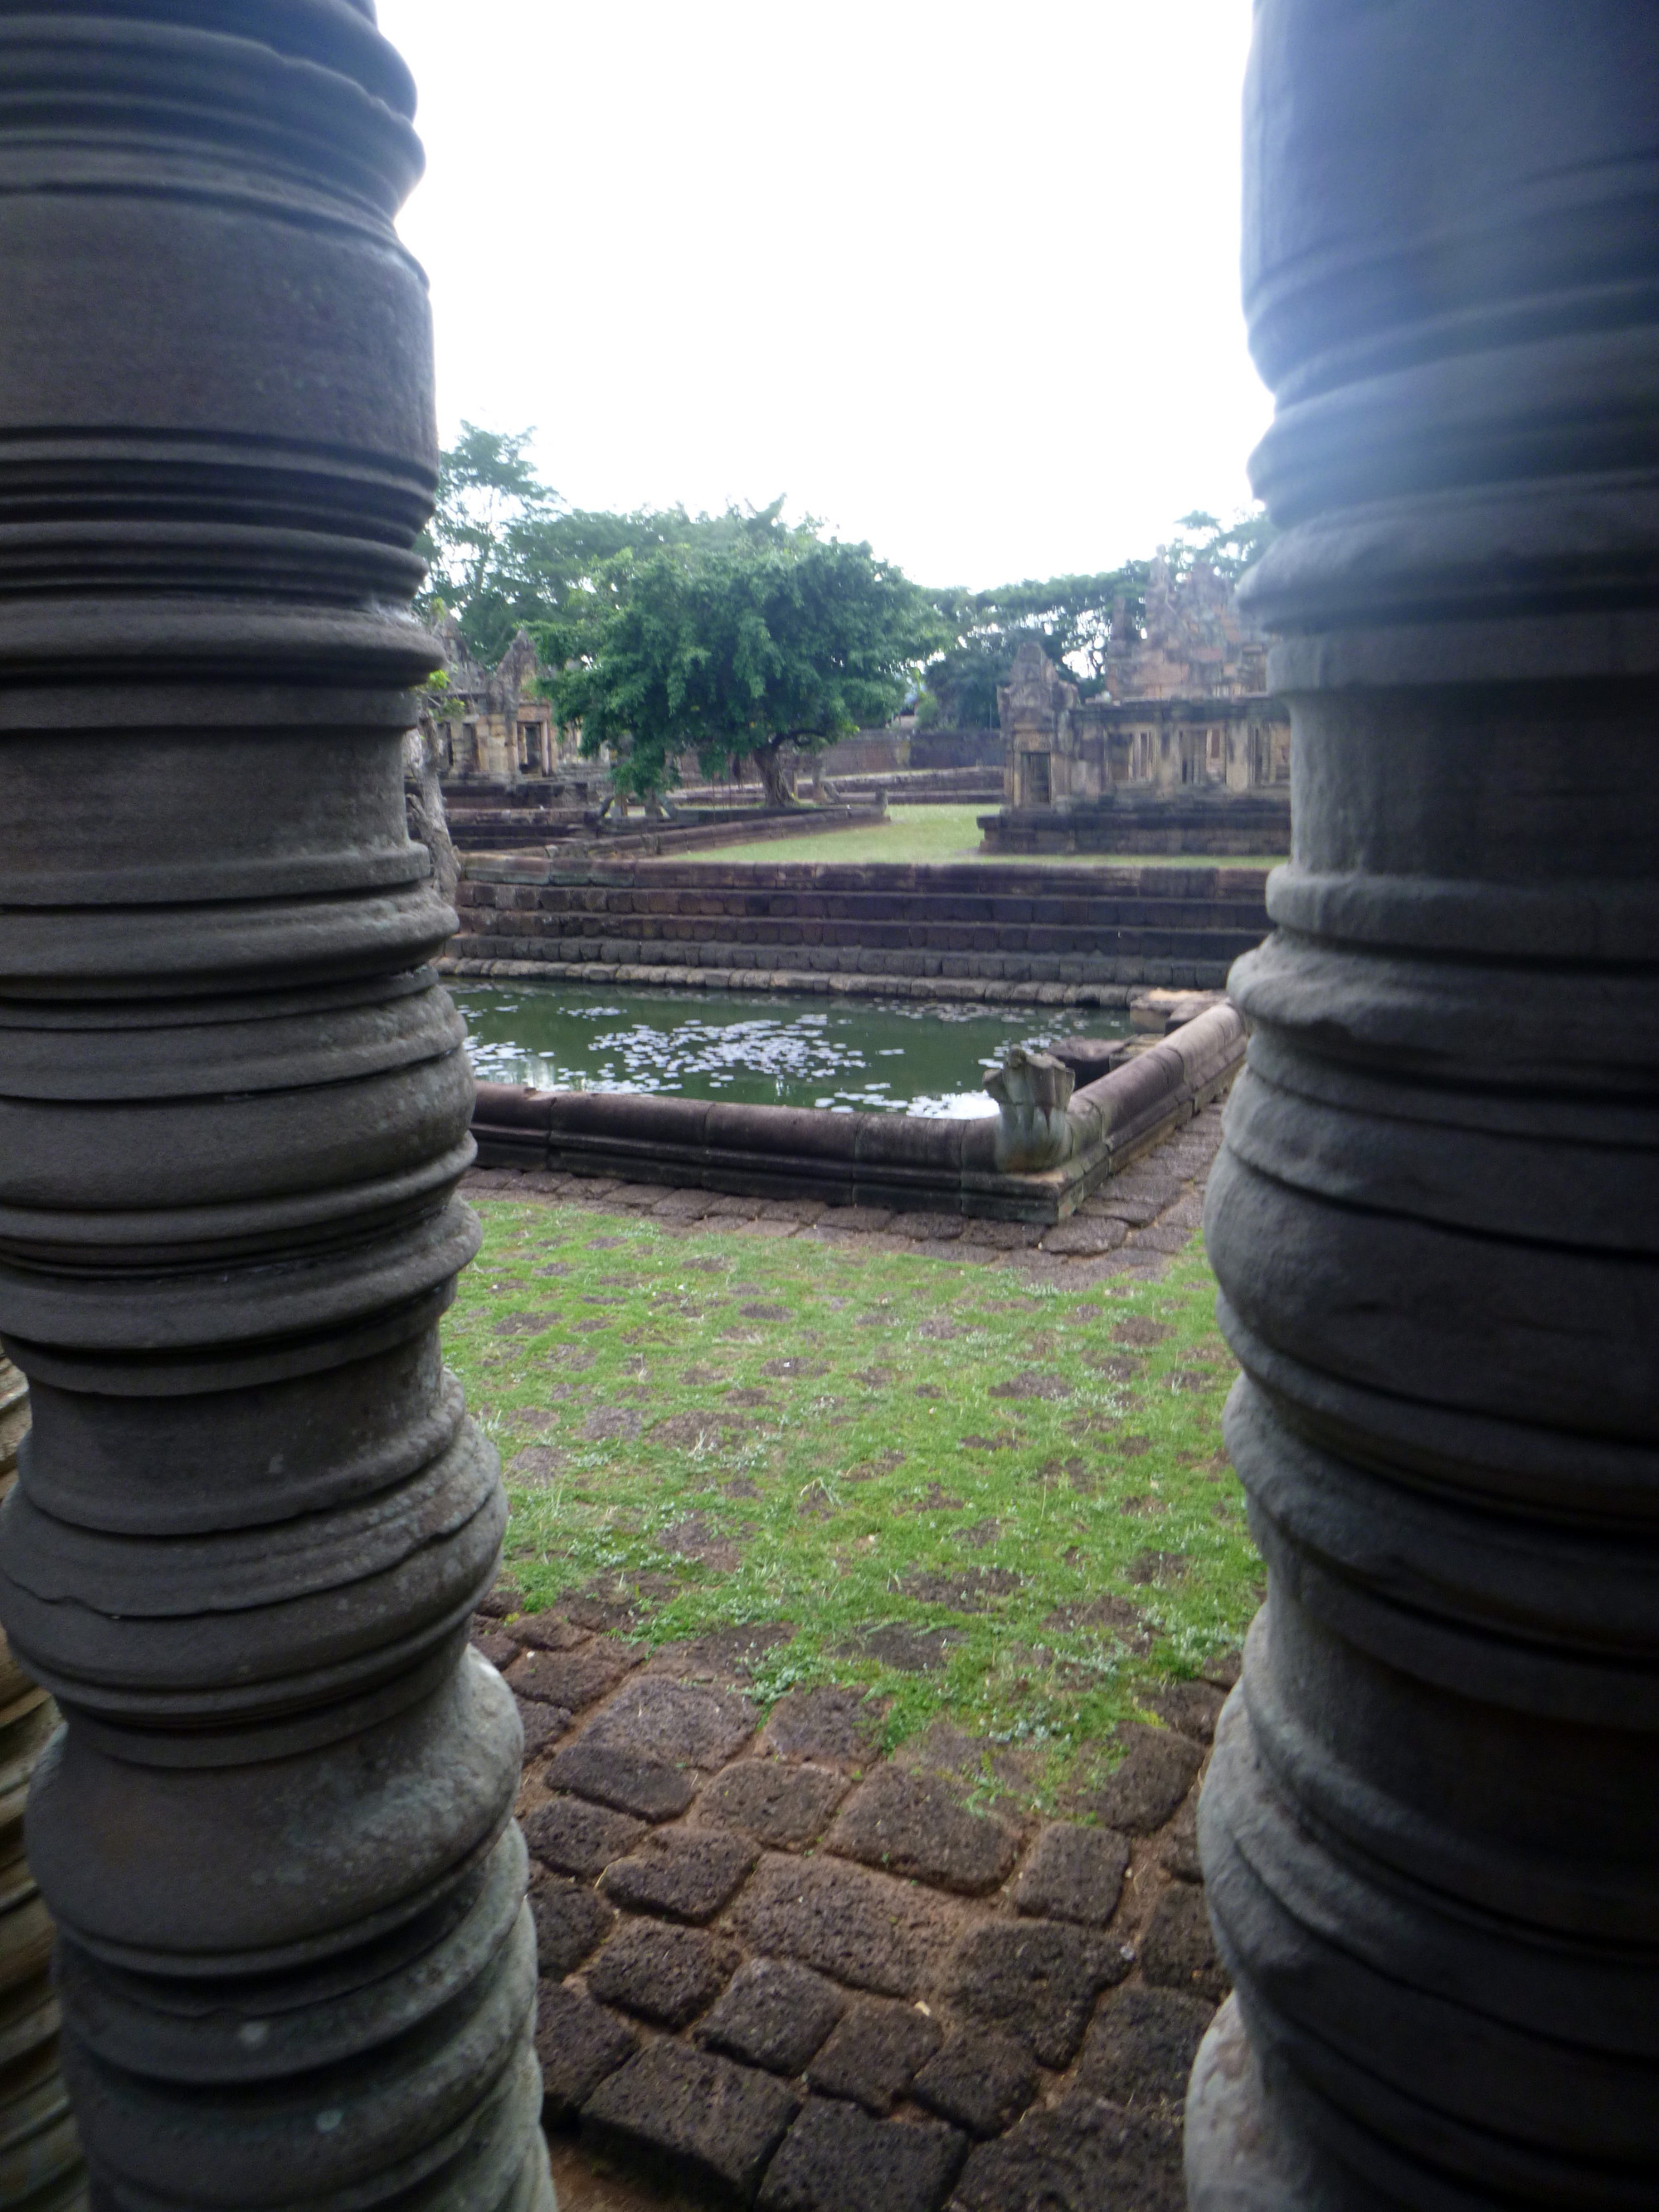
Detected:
left=518, top=1698, right=572, bottom=1758
left=1160, top=1800, right=1202, bottom=1883
left=1149, top=1680, right=1227, bottom=1744
left=698, top=1958, right=847, bottom=2078
left=508, top=1635, right=642, bottom=1711
left=731, top=1855, right=949, bottom=1998
left=600, top=1828, right=759, bottom=1924
left=804, top=2000, right=942, bottom=2116
left=759, top=2099, right=966, bottom=2212
left=697, top=1761, right=850, bottom=1849
left=581, top=1677, right=758, bottom=1769
left=912, top=2029, right=1037, bottom=2140
left=1085, top=1726, right=1203, bottom=1834
left=951, top=2091, right=1185, bottom=2211
left=534, top=1981, right=638, bottom=2119
left=946, top=1921, right=1131, bottom=2067
left=585, top=1920, right=741, bottom=2029
left=1077, top=1984, right=1216, bottom=2111
left=531, top=1878, right=616, bottom=1976
left=1011, top=1823, right=1130, bottom=1928
left=582, top=2041, right=800, bottom=2203
left=827, top=1769, right=1018, bottom=1897
left=511, top=1610, right=592, bottom=1652
left=548, top=1742, right=699, bottom=1823
left=525, top=1796, right=648, bottom=1880
left=763, top=1688, right=887, bottom=1766
left=1139, top=1882, right=1229, bottom=2004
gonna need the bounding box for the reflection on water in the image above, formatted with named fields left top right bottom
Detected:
left=453, top=984, right=1128, bottom=1118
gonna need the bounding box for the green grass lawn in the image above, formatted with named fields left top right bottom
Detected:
left=702, top=803, right=1283, bottom=870
left=448, top=1200, right=1261, bottom=1806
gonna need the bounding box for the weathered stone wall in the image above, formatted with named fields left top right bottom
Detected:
left=983, top=792, right=1291, bottom=858
left=445, top=859, right=1272, bottom=995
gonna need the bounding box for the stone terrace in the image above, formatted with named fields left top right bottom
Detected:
left=466, top=1106, right=1233, bottom=2208
left=445, top=859, right=1270, bottom=996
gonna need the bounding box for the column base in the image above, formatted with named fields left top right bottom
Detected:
left=1185, top=1997, right=1335, bottom=2212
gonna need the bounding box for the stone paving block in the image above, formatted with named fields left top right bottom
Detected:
left=600, top=1827, right=759, bottom=1923
left=508, top=1610, right=591, bottom=1652
left=533, top=1980, right=638, bottom=2120
left=524, top=1796, right=648, bottom=1880
left=1085, top=1725, right=1203, bottom=1834
left=950, top=2091, right=1185, bottom=2212
left=529, top=1878, right=615, bottom=1976
left=805, top=1998, right=942, bottom=2116
left=1039, top=1217, right=1129, bottom=1257
left=1011, top=1822, right=1131, bottom=1928
left=507, top=1634, right=642, bottom=1711
left=1087, top=1194, right=1165, bottom=1228
left=763, top=1688, right=886, bottom=1765
left=581, top=2040, right=800, bottom=2205
left=946, top=1920, right=1131, bottom=2067
left=760, top=2099, right=967, bottom=2212
left=470, top=1627, right=520, bottom=1670
left=826, top=1769, right=1019, bottom=1897
left=1138, top=1881, right=1229, bottom=2003
left=546, top=1740, right=698, bottom=1822
left=911, top=2029, right=1038, bottom=2139
left=516, top=1698, right=570, bottom=1759
left=1149, top=1678, right=1228, bottom=1744
left=698, top=1957, right=847, bottom=2077
left=961, top=1220, right=1044, bottom=1249
left=1130, top=1222, right=1197, bottom=1255
left=854, top=1623, right=964, bottom=1674
left=891, top=1212, right=967, bottom=1243
left=585, top=1918, right=741, bottom=2028
left=697, top=1759, right=850, bottom=1848
left=1160, top=1799, right=1202, bottom=1883
left=1076, top=1983, right=1216, bottom=2110
left=648, top=1622, right=796, bottom=1685
left=731, top=1854, right=950, bottom=1998
left=581, top=1675, right=759, bottom=1769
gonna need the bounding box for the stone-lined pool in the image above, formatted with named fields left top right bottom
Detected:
left=453, top=984, right=1129, bottom=1118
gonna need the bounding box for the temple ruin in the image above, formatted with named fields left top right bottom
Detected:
left=982, top=562, right=1292, bottom=855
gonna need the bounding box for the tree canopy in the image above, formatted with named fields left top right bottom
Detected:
left=922, top=568, right=1150, bottom=725
left=917, top=509, right=1276, bottom=724
left=547, top=519, right=946, bottom=806
left=417, top=426, right=1275, bottom=781
left=418, top=421, right=761, bottom=666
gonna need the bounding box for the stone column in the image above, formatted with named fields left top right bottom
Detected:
left=0, top=7, right=552, bottom=2208
left=0, top=1360, right=85, bottom=2210
left=1189, top=5, right=1659, bottom=2207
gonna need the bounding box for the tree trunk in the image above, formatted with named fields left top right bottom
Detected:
left=403, top=718, right=460, bottom=909
left=755, top=742, right=795, bottom=810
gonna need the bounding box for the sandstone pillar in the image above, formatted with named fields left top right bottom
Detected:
left=1189, top=6, right=1659, bottom=2206
left=0, top=7, right=551, bottom=2206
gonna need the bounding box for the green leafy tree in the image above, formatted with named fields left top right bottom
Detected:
left=922, top=567, right=1149, bottom=724
left=417, top=424, right=561, bottom=662
left=1160, top=507, right=1277, bottom=583
left=551, top=527, right=946, bottom=807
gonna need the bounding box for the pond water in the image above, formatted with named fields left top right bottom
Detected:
left=453, top=983, right=1129, bottom=1118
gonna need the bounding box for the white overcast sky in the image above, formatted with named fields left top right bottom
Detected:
left=374, top=0, right=1271, bottom=592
